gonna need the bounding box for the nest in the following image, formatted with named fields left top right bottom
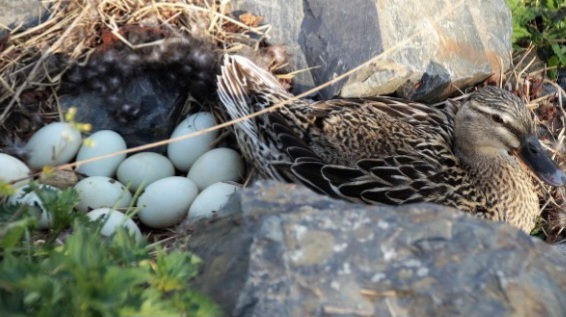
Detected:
left=0, top=0, right=278, bottom=143
left=1, top=1, right=566, bottom=244
left=0, top=0, right=285, bottom=247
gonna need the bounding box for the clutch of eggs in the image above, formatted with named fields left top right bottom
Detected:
left=2, top=111, right=243, bottom=233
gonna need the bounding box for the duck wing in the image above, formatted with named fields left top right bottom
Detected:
left=300, top=97, right=458, bottom=167
left=217, top=54, right=465, bottom=205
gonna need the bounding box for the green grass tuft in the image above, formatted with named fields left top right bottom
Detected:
left=507, top=0, right=566, bottom=77
left=0, top=183, right=221, bottom=317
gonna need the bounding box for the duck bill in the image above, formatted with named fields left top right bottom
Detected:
left=517, top=136, right=566, bottom=187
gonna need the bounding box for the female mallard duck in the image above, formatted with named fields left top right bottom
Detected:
left=217, top=55, right=566, bottom=232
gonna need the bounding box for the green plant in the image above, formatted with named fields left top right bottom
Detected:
left=507, top=0, right=566, bottom=75
left=0, top=183, right=221, bottom=317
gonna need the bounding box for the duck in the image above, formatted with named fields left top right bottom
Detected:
left=216, top=54, right=566, bottom=233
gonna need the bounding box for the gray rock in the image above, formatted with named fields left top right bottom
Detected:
left=230, top=0, right=512, bottom=101
left=0, top=0, right=48, bottom=29
left=554, top=243, right=566, bottom=256
left=188, top=181, right=566, bottom=317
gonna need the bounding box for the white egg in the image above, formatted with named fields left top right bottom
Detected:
left=187, top=148, right=245, bottom=191
left=116, top=152, right=175, bottom=192
left=9, top=184, right=60, bottom=229
left=25, top=122, right=82, bottom=169
left=167, top=112, right=218, bottom=172
left=75, top=130, right=127, bottom=177
left=86, top=208, right=142, bottom=242
left=188, top=182, right=239, bottom=223
left=74, top=176, right=132, bottom=212
left=137, top=177, right=198, bottom=228
left=0, top=153, right=30, bottom=188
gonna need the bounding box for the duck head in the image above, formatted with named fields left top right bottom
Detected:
left=454, top=86, right=566, bottom=187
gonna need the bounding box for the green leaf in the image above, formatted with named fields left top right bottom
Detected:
left=1, top=222, right=27, bottom=250
left=551, top=43, right=566, bottom=64
left=0, top=185, right=220, bottom=317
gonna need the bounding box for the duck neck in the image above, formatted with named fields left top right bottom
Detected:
left=454, top=137, right=539, bottom=231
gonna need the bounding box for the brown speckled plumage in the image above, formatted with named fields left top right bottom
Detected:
left=217, top=55, right=565, bottom=233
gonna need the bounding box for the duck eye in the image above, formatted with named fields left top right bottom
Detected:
left=491, top=114, right=504, bottom=124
